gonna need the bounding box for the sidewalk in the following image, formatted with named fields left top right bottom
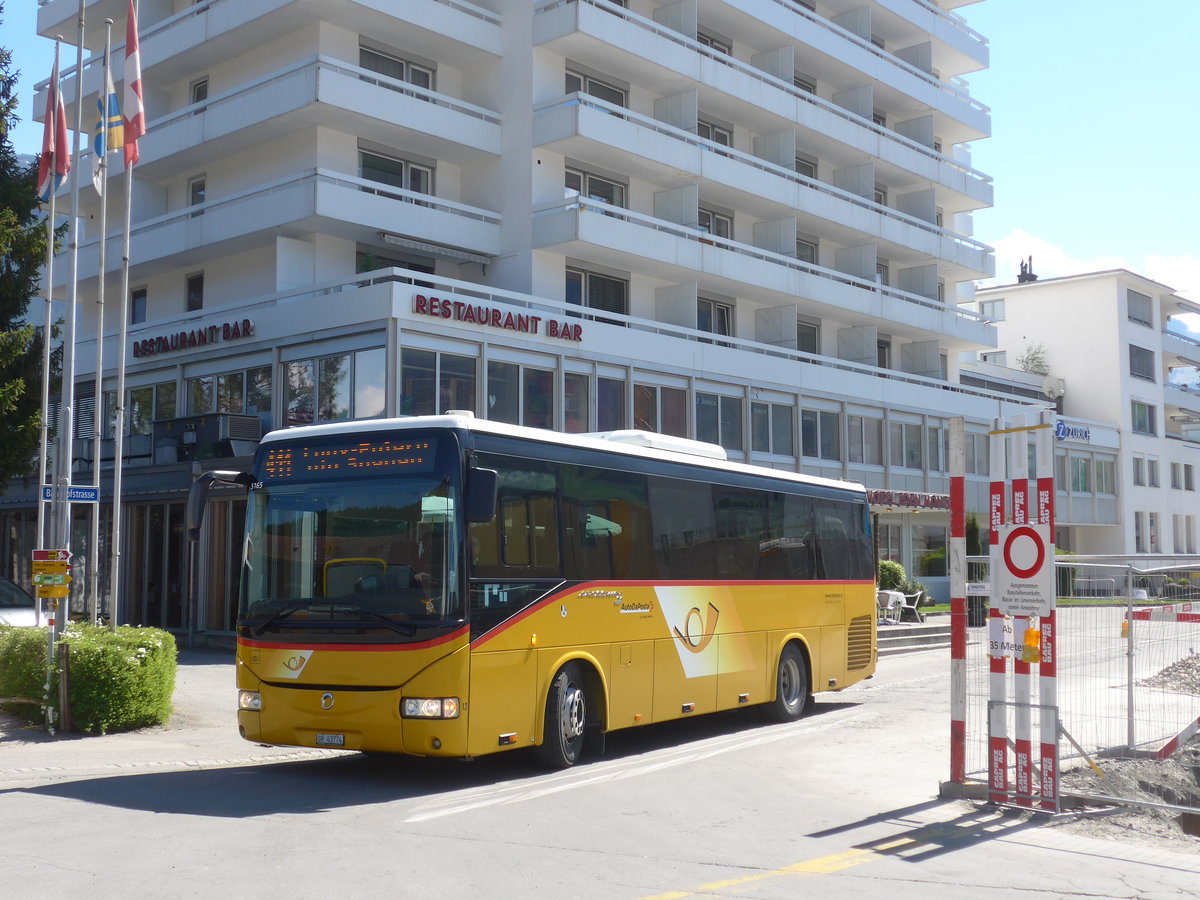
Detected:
left=0, top=647, right=343, bottom=786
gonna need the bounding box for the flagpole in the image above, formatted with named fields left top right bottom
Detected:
left=37, top=40, right=65, bottom=624
left=111, top=0, right=143, bottom=630
left=89, top=21, right=114, bottom=627
left=54, top=0, right=86, bottom=637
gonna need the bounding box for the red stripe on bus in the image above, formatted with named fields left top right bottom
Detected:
left=239, top=625, right=469, bottom=653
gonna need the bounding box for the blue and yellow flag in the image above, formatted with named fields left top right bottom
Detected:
left=92, top=65, right=124, bottom=196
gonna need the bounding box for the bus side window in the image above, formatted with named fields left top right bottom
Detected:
left=499, top=491, right=560, bottom=573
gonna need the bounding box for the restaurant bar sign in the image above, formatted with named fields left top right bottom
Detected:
left=867, top=489, right=950, bottom=511
left=413, top=293, right=583, bottom=342
left=133, top=318, right=255, bottom=358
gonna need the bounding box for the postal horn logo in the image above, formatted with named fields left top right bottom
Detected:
left=673, top=602, right=719, bottom=654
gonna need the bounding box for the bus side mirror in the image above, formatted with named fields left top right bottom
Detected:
left=465, top=466, right=498, bottom=523
left=187, top=470, right=253, bottom=541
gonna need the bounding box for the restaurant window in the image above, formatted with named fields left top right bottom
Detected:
left=634, top=384, right=687, bottom=437
left=848, top=414, right=882, bottom=465
left=751, top=402, right=794, bottom=456
left=801, top=409, right=840, bottom=461
left=696, top=392, right=742, bottom=451
left=286, top=348, right=386, bottom=426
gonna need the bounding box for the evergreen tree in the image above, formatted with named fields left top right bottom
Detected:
left=0, top=5, right=59, bottom=493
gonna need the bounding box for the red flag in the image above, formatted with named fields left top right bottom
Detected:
left=123, top=0, right=145, bottom=167
left=36, top=44, right=70, bottom=202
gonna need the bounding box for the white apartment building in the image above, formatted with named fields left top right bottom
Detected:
left=973, top=270, right=1200, bottom=557
left=8, top=0, right=1042, bottom=634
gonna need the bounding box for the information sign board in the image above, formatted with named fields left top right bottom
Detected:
left=992, top=523, right=1054, bottom=617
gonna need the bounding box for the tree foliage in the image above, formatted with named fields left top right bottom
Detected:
left=0, top=6, right=58, bottom=493
left=1015, top=342, right=1050, bottom=376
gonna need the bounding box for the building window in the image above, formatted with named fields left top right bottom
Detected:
left=1186, top=464, right=1196, bottom=491
left=1131, top=401, right=1156, bottom=436
left=979, top=350, right=1007, bottom=366
left=598, top=377, right=625, bottom=432
left=874, top=183, right=888, bottom=206
left=127, top=381, right=176, bottom=435
left=795, top=237, right=818, bottom=264
left=1129, top=345, right=1155, bottom=381
left=801, top=409, right=841, bottom=461
left=872, top=109, right=887, bottom=128
left=188, top=175, right=206, bottom=216
left=697, top=297, right=732, bottom=339
left=565, top=167, right=626, bottom=207
left=566, top=267, right=628, bottom=322
left=564, top=372, right=589, bottom=433
left=877, top=339, right=891, bottom=368
left=184, top=365, right=274, bottom=429
left=926, top=425, right=944, bottom=473
left=696, top=31, right=732, bottom=54
left=751, top=401, right=794, bottom=456
left=889, top=421, right=923, bottom=469
left=360, top=149, right=433, bottom=196
left=185, top=273, right=204, bottom=312
left=848, top=414, right=883, bottom=465
left=793, top=72, right=817, bottom=94
left=913, top=525, right=948, bottom=577
left=1172, top=462, right=1183, bottom=490
left=1134, top=511, right=1146, bottom=553
left=966, top=432, right=989, bottom=475
left=794, top=154, right=817, bottom=179
left=359, top=45, right=434, bottom=90
left=286, top=349, right=385, bottom=426
left=565, top=68, right=626, bottom=106
left=696, top=392, right=742, bottom=451
left=796, top=318, right=819, bottom=353
left=1070, top=457, right=1091, bottom=493
left=401, top=349, right=476, bottom=417
left=1094, top=459, right=1115, bottom=494
left=1132, top=456, right=1145, bottom=486
left=130, top=287, right=147, bottom=325
left=697, top=118, right=732, bottom=147
left=1127, top=289, right=1153, bottom=327
left=697, top=208, right=731, bottom=239
left=190, top=77, right=208, bottom=105
left=1147, top=457, right=1160, bottom=488
left=634, top=384, right=687, bottom=437
left=978, top=299, right=1005, bottom=321
left=875, top=261, right=889, bottom=285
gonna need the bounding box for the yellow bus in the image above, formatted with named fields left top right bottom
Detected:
left=189, top=413, right=876, bottom=767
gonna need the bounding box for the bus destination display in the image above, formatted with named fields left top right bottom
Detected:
left=261, top=438, right=437, bottom=481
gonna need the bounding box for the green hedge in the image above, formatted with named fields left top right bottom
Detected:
left=0, top=624, right=177, bottom=734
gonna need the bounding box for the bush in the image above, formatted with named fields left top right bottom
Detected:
left=0, top=624, right=176, bottom=734
left=0, top=625, right=53, bottom=715
left=877, top=559, right=906, bottom=591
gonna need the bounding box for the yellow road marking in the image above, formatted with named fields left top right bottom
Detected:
left=640, top=834, right=933, bottom=899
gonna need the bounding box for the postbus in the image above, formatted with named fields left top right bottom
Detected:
left=188, top=413, right=876, bottom=767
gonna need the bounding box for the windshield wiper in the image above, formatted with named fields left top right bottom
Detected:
left=249, top=600, right=312, bottom=637
left=353, top=610, right=417, bottom=636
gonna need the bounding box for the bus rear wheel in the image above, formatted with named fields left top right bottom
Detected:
left=765, top=643, right=810, bottom=723
left=536, top=661, right=587, bottom=768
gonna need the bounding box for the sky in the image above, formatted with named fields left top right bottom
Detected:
left=4, top=1, right=1199, bottom=306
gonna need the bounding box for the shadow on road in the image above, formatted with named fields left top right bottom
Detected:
left=4, top=699, right=859, bottom=818
left=808, top=799, right=1043, bottom=862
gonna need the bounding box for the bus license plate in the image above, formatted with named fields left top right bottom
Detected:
left=316, top=733, right=345, bottom=747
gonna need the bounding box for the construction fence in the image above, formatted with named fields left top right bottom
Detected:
left=961, top=556, right=1200, bottom=813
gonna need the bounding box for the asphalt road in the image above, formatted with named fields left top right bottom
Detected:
left=2, top=646, right=1198, bottom=899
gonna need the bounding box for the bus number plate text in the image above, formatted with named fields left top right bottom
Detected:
left=316, top=733, right=345, bottom=747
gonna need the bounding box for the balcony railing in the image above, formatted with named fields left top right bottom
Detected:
left=533, top=194, right=991, bottom=324
left=539, top=93, right=992, bottom=262
left=534, top=0, right=989, bottom=116
left=906, top=0, right=989, bottom=46
left=37, top=0, right=501, bottom=92
left=57, top=168, right=501, bottom=263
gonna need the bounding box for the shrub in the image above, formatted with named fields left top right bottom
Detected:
left=877, top=559, right=906, bottom=591
left=0, top=624, right=176, bottom=733
left=61, top=625, right=177, bottom=734
left=0, top=625, right=53, bottom=717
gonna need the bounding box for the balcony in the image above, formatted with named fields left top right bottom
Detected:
left=1162, top=327, right=1200, bottom=368
left=36, top=0, right=502, bottom=131
left=534, top=94, right=992, bottom=279
left=54, top=169, right=502, bottom=288
left=1164, top=382, right=1200, bottom=420
left=132, top=56, right=500, bottom=180
left=869, top=0, right=989, bottom=74
left=532, top=196, right=994, bottom=349
left=533, top=0, right=989, bottom=143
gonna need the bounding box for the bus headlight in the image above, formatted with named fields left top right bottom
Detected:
left=238, top=690, right=262, bottom=711
left=402, top=697, right=459, bottom=719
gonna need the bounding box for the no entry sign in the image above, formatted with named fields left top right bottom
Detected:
left=993, top=523, right=1054, bottom=617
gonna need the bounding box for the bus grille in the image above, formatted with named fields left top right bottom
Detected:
left=847, top=614, right=874, bottom=670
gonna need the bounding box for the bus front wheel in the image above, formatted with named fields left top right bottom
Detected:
left=536, top=661, right=587, bottom=768
left=765, top=643, right=810, bottom=723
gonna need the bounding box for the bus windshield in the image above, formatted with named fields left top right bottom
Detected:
left=239, top=436, right=462, bottom=637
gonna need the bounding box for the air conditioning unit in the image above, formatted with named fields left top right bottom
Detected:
left=153, top=413, right=263, bottom=462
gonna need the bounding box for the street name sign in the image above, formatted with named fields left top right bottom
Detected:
left=40, top=485, right=99, bottom=503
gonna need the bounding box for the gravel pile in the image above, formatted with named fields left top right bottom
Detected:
left=1138, top=653, right=1200, bottom=694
